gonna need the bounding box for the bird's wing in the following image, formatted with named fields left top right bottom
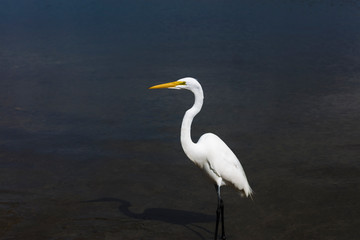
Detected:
left=199, top=133, right=248, bottom=188
left=200, top=133, right=242, bottom=169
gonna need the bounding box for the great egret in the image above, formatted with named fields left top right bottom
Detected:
left=149, top=77, right=252, bottom=240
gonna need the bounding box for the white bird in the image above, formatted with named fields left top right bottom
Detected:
left=149, top=77, right=252, bottom=240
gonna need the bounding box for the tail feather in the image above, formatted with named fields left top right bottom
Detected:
left=240, top=185, right=253, bottom=199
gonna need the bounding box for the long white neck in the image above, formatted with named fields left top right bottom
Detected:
left=180, top=86, right=204, bottom=162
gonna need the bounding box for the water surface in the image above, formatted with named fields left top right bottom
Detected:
left=0, top=0, right=359, bottom=239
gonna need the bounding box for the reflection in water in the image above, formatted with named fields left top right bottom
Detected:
left=86, top=198, right=214, bottom=239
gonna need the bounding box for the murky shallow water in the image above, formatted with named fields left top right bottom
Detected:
left=0, top=0, right=359, bottom=239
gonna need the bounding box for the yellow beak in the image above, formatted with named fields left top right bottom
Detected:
left=149, top=81, right=185, bottom=89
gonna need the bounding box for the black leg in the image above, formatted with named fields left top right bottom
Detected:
left=215, top=200, right=221, bottom=240
left=220, top=198, right=226, bottom=240
left=214, top=185, right=220, bottom=240
left=214, top=185, right=227, bottom=240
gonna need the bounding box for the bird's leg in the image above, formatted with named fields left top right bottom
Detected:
left=220, top=198, right=226, bottom=240
left=214, top=185, right=224, bottom=240
left=214, top=185, right=220, bottom=240
left=215, top=203, right=220, bottom=240
left=214, top=185, right=226, bottom=240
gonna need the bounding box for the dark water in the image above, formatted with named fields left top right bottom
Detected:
left=1, top=0, right=360, bottom=239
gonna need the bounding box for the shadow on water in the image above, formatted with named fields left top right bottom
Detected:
left=85, top=197, right=214, bottom=239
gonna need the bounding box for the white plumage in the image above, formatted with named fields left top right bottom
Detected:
left=149, top=77, right=252, bottom=240
left=197, top=133, right=252, bottom=196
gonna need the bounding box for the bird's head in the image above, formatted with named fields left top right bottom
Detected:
left=149, top=77, right=200, bottom=91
